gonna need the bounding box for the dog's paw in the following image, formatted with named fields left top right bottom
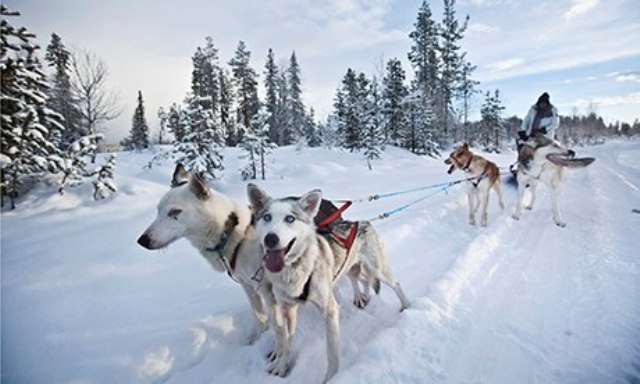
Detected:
left=469, top=218, right=476, bottom=226
left=266, top=346, right=283, bottom=362
left=554, top=220, right=566, bottom=228
left=525, top=205, right=533, bottom=211
left=511, top=214, right=520, bottom=221
left=353, top=293, right=370, bottom=309
left=268, top=362, right=290, bottom=377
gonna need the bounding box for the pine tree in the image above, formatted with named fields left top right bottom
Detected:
left=240, top=107, right=277, bottom=180
left=92, top=153, right=117, bottom=200
left=157, top=107, right=168, bottom=144
left=44, top=33, right=82, bottom=148
left=121, top=90, right=150, bottom=150
left=286, top=51, right=306, bottom=145
left=382, top=58, right=409, bottom=145
left=229, top=41, right=259, bottom=144
left=479, top=89, right=505, bottom=152
left=364, top=77, right=384, bottom=170
left=334, top=69, right=362, bottom=151
left=173, top=95, right=224, bottom=179
left=439, top=0, right=469, bottom=140
left=218, top=68, right=235, bottom=145
left=166, top=103, right=186, bottom=142
left=455, top=60, right=479, bottom=142
left=304, top=107, right=321, bottom=147
left=264, top=48, right=280, bottom=144
left=191, top=36, right=219, bottom=113
left=408, top=1, right=440, bottom=103
left=1, top=6, right=66, bottom=208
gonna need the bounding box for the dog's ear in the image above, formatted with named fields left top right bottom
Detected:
left=298, top=189, right=322, bottom=217
left=189, top=173, right=209, bottom=200
left=172, top=163, right=190, bottom=187
left=247, top=183, right=269, bottom=214
left=462, top=142, right=469, bottom=150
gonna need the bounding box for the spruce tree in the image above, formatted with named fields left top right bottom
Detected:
left=286, top=51, right=306, bottom=145
left=121, top=90, right=150, bottom=150
left=229, top=40, right=259, bottom=144
left=408, top=1, right=440, bottom=103
left=479, top=89, right=505, bottom=152
left=45, top=33, right=81, bottom=148
left=173, top=95, right=224, bottom=179
left=364, top=77, right=384, bottom=170
left=439, top=0, right=469, bottom=140
left=1, top=6, right=65, bottom=208
left=218, top=68, right=235, bottom=145
left=264, top=48, right=280, bottom=144
left=382, top=58, right=409, bottom=145
left=455, top=60, right=479, bottom=142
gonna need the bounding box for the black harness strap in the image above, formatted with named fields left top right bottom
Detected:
left=296, top=273, right=313, bottom=302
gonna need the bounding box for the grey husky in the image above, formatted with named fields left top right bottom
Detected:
left=247, top=183, right=410, bottom=382
left=512, top=136, right=595, bottom=227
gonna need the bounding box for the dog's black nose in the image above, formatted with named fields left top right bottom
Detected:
left=137, top=234, right=151, bottom=249
left=264, top=233, right=279, bottom=249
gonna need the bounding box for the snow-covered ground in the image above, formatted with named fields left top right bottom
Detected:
left=2, top=141, right=640, bottom=383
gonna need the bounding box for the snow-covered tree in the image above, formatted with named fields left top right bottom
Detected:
left=404, top=88, right=438, bottom=156
left=408, top=2, right=440, bottom=104
left=285, top=51, right=306, bottom=145
left=173, top=96, right=224, bottom=179
left=479, top=89, right=505, bottom=152
left=240, top=107, right=277, bottom=180
left=121, top=90, right=150, bottom=151
left=334, top=69, right=363, bottom=151
left=382, top=58, right=409, bottom=145
left=156, top=106, right=168, bottom=144
left=44, top=32, right=82, bottom=148
left=1, top=6, right=66, bottom=208
left=263, top=48, right=280, bottom=144
left=92, top=153, right=117, bottom=200
left=455, top=60, right=479, bottom=142
left=229, top=40, right=259, bottom=145
left=439, top=0, right=469, bottom=140
left=363, top=77, right=384, bottom=170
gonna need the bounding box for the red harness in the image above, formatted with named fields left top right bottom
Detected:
left=316, top=201, right=359, bottom=256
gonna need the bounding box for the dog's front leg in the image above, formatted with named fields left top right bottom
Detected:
left=549, top=182, right=566, bottom=228
left=266, top=302, right=292, bottom=377
left=320, top=295, right=340, bottom=383
left=526, top=180, right=538, bottom=210
left=242, top=283, right=268, bottom=345
left=512, top=176, right=526, bottom=220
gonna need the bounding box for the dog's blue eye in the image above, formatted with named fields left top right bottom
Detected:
left=285, top=215, right=295, bottom=223
left=168, top=209, right=182, bottom=219
left=263, top=213, right=272, bottom=222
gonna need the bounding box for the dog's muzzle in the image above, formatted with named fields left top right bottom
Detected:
left=263, top=235, right=295, bottom=273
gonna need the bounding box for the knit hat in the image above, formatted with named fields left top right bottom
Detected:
left=537, top=92, right=550, bottom=104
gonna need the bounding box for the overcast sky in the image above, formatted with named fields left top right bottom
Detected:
left=7, top=0, right=640, bottom=143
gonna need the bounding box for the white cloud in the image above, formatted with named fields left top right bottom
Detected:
left=486, top=58, right=525, bottom=72
left=567, top=92, right=640, bottom=108
left=468, top=23, right=500, bottom=34
left=565, top=0, right=599, bottom=20
left=612, top=72, right=640, bottom=83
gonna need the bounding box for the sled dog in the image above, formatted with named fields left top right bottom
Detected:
left=444, top=142, right=505, bottom=226
left=512, top=136, right=594, bottom=227
left=247, top=184, right=410, bottom=382
left=137, top=164, right=270, bottom=344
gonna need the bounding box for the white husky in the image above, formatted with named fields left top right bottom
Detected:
left=512, top=137, right=594, bottom=227
left=137, top=164, right=270, bottom=343
left=247, top=184, right=410, bottom=383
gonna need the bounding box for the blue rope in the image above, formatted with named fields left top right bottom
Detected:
left=369, top=183, right=458, bottom=221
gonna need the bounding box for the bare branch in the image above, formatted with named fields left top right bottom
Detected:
left=70, top=48, right=121, bottom=135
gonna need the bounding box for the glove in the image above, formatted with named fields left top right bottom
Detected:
left=539, top=126, right=547, bottom=135
left=517, top=131, right=528, bottom=141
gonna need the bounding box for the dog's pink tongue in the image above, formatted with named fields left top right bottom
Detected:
left=264, top=249, right=286, bottom=273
